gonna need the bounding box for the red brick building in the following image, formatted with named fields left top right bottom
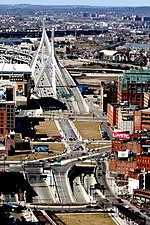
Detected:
left=136, top=155, right=150, bottom=172
left=109, top=158, right=137, bottom=177
left=117, top=69, right=150, bottom=109
left=112, top=139, right=126, bottom=152
left=100, top=81, right=117, bottom=113
left=134, top=109, right=150, bottom=132
left=144, top=92, right=150, bottom=108
left=0, top=109, right=7, bottom=137
left=107, top=103, right=118, bottom=128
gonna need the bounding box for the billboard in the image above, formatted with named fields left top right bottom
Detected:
left=32, top=145, right=49, bottom=153
left=113, top=132, right=130, bottom=140
left=118, top=150, right=129, bottom=158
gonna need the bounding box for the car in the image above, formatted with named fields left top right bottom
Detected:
left=60, top=156, right=66, bottom=160
left=102, top=133, right=108, bottom=137
left=81, top=153, right=86, bottom=156
left=69, top=137, right=74, bottom=141
left=103, top=136, right=109, bottom=140
left=93, top=205, right=101, bottom=209
left=48, top=159, right=55, bottom=163
left=104, top=198, right=109, bottom=202
left=86, top=205, right=94, bottom=208
left=135, top=212, right=141, bottom=216
left=124, top=205, right=130, bottom=209
left=116, top=198, right=124, bottom=203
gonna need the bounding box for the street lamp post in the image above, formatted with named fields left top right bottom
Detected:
left=3, top=159, right=5, bottom=172
left=3, top=155, right=6, bottom=172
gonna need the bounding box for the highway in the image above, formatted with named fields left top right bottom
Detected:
left=94, top=160, right=150, bottom=225
left=34, top=58, right=89, bottom=114
left=1, top=94, right=111, bottom=207
left=59, top=120, right=78, bottom=141
left=73, top=176, right=90, bottom=203
left=25, top=166, right=55, bottom=204
left=31, top=26, right=89, bottom=115
left=57, top=61, right=89, bottom=114
left=0, top=45, right=33, bottom=65
left=53, top=172, right=74, bottom=203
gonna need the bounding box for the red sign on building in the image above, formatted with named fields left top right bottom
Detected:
left=113, top=132, right=130, bottom=140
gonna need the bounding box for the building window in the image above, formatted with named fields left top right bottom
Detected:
left=0, top=128, right=3, bottom=134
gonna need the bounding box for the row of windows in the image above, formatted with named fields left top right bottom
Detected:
left=142, top=113, right=150, bottom=117
left=117, top=170, right=125, bottom=174
left=137, top=159, right=150, bottom=163
left=137, top=163, right=150, bottom=168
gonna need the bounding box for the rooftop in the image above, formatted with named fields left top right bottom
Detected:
left=125, top=69, right=150, bottom=74
left=100, top=50, right=119, bottom=56
left=0, top=63, right=31, bottom=73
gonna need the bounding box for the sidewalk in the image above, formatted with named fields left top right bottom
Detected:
left=110, top=213, right=129, bottom=225
left=104, top=161, right=129, bottom=225
left=105, top=160, right=128, bottom=197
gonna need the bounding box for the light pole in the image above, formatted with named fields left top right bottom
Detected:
left=3, top=155, right=6, bottom=172
left=3, top=159, right=5, bottom=172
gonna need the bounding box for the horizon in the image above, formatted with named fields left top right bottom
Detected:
left=0, top=0, right=150, bottom=7
left=0, top=4, right=150, bottom=7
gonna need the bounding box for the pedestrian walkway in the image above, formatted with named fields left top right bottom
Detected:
left=110, top=213, right=129, bottom=225
left=105, top=160, right=127, bottom=197
left=104, top=161, right=129, bottom=225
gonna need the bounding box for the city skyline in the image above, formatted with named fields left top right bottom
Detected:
left=0, top=0, right=150, bottom=6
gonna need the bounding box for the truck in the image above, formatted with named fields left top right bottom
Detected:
left=49, top=134, right=63, bottom=142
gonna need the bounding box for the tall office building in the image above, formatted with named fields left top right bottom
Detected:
left=0, top=82, right=15, bottom=156
left=100, top=81, right=117, bottom=113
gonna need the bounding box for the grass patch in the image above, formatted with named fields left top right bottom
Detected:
left=57, top=213, right=116, bottom=225
left=6, top=143, right=65, bottom=161
left=7, top=153, right=54, bottom=161
left=73, top=120, right=101, bottom=140
left=30, top=142, right=65, bottom=152
left=35, top=120, right=59, bottom=136
left=87, top=143, right=111, bottom=150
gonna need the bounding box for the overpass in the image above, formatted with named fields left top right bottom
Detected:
left=0, top=29, right=108, bottom=39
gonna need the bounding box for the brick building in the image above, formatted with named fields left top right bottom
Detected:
left=134, top=108, right=150, bottom=132
left=0, top=82, right=15, bottom=157
left=117, top=69, right=150, bottom=108
left=100, top=81, right=117, bottom=113
left=109, top=158, right=137, bottom=178
left=107, top=103, right=118, bottom=128
left=136, top=155, right=150, bottom=172
left=107, top=103, right=134, bottom=133
left=144, top=92, right=150, bottom=108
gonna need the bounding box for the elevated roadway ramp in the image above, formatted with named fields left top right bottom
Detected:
left=25, top=166, right=55, bottom=204
left=57, top=60, right=89, bottom=114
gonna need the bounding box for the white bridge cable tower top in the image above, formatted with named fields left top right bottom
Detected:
left=32, top=20, right=57, bottom=97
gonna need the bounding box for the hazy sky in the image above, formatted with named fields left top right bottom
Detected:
left=0, top=0, right=150, bottom=6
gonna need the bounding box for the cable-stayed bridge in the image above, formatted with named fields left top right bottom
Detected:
left=31, top=24, right=89, bottom=114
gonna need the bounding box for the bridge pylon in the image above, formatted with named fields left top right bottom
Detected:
left=32, top=21, right=56, bottom=97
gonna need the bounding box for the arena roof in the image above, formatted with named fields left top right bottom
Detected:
left=0, top=63, right=32, bottom=73
left=100, top=50, right=119, bottom=56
